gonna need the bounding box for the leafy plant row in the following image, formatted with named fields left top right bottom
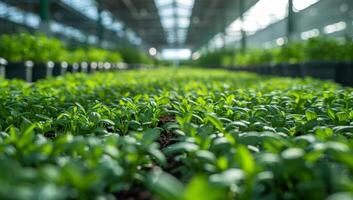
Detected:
left=0, top=33, right=154, bottom=64
left=196, top=37, right=353, bottom=67
left=0, top=69, right=352, bottom=199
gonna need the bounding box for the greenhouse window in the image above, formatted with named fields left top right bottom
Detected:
left=155, top=0, right=195, bottom=44
left=324, top=21, right=347, bottom=34
left=301, top=29, right=320, bottom=40
left=161, top=48, right=191, bottom=60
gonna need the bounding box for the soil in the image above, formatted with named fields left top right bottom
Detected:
left=114, top=187, right=157, bottom=200
left=156, top=115, right=178, bottom=149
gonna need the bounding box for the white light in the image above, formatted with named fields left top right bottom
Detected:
left=324, top=21, right=347, bottom=34
left=301, top=28, right=320, bottom=40
left=149, top=47, right=157, bottom=56
left=155, top=0, right=195, bottom=44
left=192, top=52, right=201, bottom=60
left=293, top=0, right=320, bottom=12
left=276, top=37, right=285, bottom=46
left=242, top=0, right=288, bottom=33
left=161, top=49, right=191, bottom=60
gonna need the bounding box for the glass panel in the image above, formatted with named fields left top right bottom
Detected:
left=155, top=0, right=195, bottom=44
left=293, top=0, right=320, bottom=11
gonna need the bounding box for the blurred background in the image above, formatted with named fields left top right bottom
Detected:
left=0, top=0, right=352, bottom=62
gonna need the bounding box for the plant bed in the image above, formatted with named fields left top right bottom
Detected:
left=32, top=62, right=55, bottom=82
left=280, top=63, right=302, bottom=78
left=0, top=68, right=352, bottom=199
left=80, top=62, right=89, bottom=73
left=5, top=61, right=33, bottom=81
left=52, top=62, right=62, bottom=77
left=334, top=61, right=353, bottom=86
left=66, top=63, right=79, bottom=73
left=268, top=64, right=282, bottom=76
left=300, top=61, right=337, bottom=80
left=257, top=65, right=270, bottom=75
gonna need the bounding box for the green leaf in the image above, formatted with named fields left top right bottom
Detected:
left=237, top=145, right=256, bottom=175
left=336, top=112, right=349, bottom=122
left=281, top=148, right=304, bottom=160
left=147, top=170, right=184, bottom=200
left=149, top=148, right=167, bottom=166
left=17, top=124, right=36, bottom=149
left=206, top=113, right=223, bottom=131
left=99, top=119, right=115, bottom=126
left=326, top=192, right=353, bottom=200
left=209, top=168, right=245, bottom=187
left=315, top=127, right=333, bottom=141
left=333, top=126, right=353, bottom=133
left=142, top=128, right=160, bottom=146
left=195, top=150, right=216, bottom=164
left=163, top=142, right=199, bottom=155
left=184, top=176, right=226, bottom=200
left=327, top=109, right=336, bottom=121
left=305, top=109, right=317, bottom=121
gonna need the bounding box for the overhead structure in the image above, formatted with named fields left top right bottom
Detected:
left=0, top=0, right=352, bottom=54
left=39, top=0, right=50, bottom=34
left=0, top=0, right=261, bottom=50
left=101, top=0, right=165, bottom=47
left=0, top=0, right=142, bottom=47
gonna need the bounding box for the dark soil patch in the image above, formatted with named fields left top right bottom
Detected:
left=164, top=155, right=184, bottom=178
left=157, top=115, right=184, bottom=178
left=157, top=131, right=178, bottom=149
left=114, top=187, right=157, bottom=200
left=157, top=115, right=178, bottom=149
left=157, top=115, right=176, bottom=126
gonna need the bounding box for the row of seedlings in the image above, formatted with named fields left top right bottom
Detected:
left=0, top=58, right=129, bottom=82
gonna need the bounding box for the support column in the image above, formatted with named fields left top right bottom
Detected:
left=239, top=0, right=246, bottom=53
left=287, top=0, right=295, bottom=42
left=121, top=26, right=128, bottom=46
left=39, top=0, right=51, bottom=34
left=96, top=0, right=104, bottom=45
left=220, top=14, right=227, bottom=49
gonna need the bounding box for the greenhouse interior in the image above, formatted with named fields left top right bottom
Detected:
left=0, top=0, right=353, bottom=199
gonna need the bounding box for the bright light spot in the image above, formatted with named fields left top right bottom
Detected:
left=88, top=35, right=98, bottom=44
left=276, top=37, right=285, bottom=46
left=211, top=0, right=322, bottom=51
left=161, top=49, right=191, bottom=60
left=242, top=0, right=288, bottom=34
left=0, top=2, right=40, bottom=28
left=61, top=0, right=138, bottom=44
left=192, top=52, right=201, bottom=60
left=155, top=0, right=195, bottom=44
left=324, top=21, right=347, bottom=34
left=225, top=0, right=321, bottom=36
left=149, top=47, right=157, bottom=56
left=301, top=28, right=320, bottom=40
left=293, top=0, right=320, bottom=12
left=214, top=33, right=225, bottom=48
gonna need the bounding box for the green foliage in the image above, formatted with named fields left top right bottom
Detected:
left=67, top=48, right=122, bottom=63
left=118, top=47, right=154, bottom=65
left=195, top=37, right=353, bottom=67
left=0, top=68, right=352, bottom=199
left=275, top=42, right=305, bottom=64
left=304, top=37, right=353, bottom=61
left=196, top=49, right=234, bottom=67
left=0, top=33, right=153, bottom=64
left=235, top=49, right=277, bottom=66
left=0, top=33, right=66, bottom=62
